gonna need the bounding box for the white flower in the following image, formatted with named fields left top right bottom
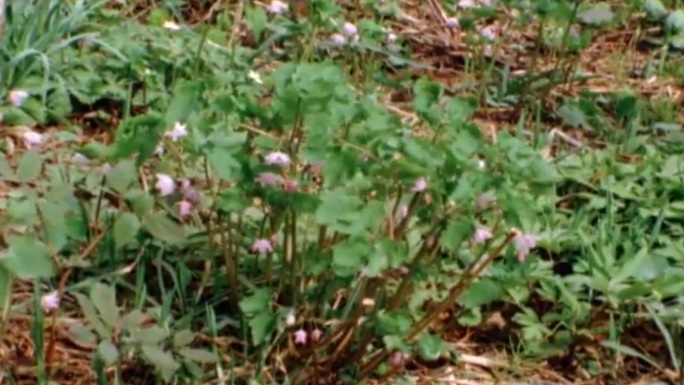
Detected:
left=265, top=151, right=291, bottom=167
left=267, top=0, right=288, bottom=14
left=154, top=144, right=165, bottom=156
left=101, top=163, right=112, bottom=175
left=163, top=21, right=181, bottom=31
left=285, top=311, right=296, bottom=326
left=458, top=0, right=476, bottom=8
left=22, top=131, right=43, bottom=149
left=8, top=90, right=29, bottom=107
left=71, top=153, right=90, bottom=166
left=155, top=173, right=175, bottom=196
left=342, top=22, right=358, bottom=37
left=164, top=122, right=188, bottom=142
left=41, top=291, right=60, bottom=312
left=248, top=70, right=263, bottom=84
left=387, top=32, right=398, bottom=43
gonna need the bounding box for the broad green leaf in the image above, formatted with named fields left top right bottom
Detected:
left=37, top=199, right=68, bottom=251
left=0, top=153, right=14, bottom=179
left=90, top=282, right=119, bottom=328
left=440, top=220, right=474, bottom=252
left=207, top=148, right=240, bottom=180
left=417, top=333, right=448, bottom=361
left=0, top=266, right=10, bottom=313
left=17, top=151, right=42, bottom=182
left=131, top=326, right=168, bottom=345
left=113, top=212, right=140, bottom=249
left=97, top=340, right=119, bottom=365
left=141, top=213, right=186, bottom=244
left=165, top=81, right=202, bottom=126
left=239, top=288, right=271, bottom=315
left=644, top=0, right=667, bottom=20
left=332, top=239, right=370, bottom=277
left=173, top=330, right=195, bottom=348
left=577, top=3, right=614, bottom=26
left=376, top=311, right=413, bottom=335
left=120, top=309, right=147, bottom=331
left=1, top=235, right=54, bottom=278
left=67, top=321, right=98, bottom=346
left=74, top=293, right=111, bottom=338
left=249, top=312, right=275, bottom=346
left=141, top=345, right=180, bottom=382
left=458, top=278, right=502, bottom=308
left=244, top=5, right=268, bottom=41
left=178, top=348, right=218, bottom=363
left=106, top=160, right=137, bottom=194
left=666, top=9, right=684, bottom=33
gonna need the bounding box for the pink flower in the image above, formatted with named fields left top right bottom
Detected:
left=8, top=90, right=29, bottom=107
left=445, top=17, right=459, bottom=27
left=480, top=26, right=496, bottom=41
left=179, top=179, right=201, bottom=203
left=282, top=180, right=298, bottom=193
left=389, top=352, right=410, bottom=367
left=155, top=173, right=175, bottom=196
left=513, top=232, right=537, bottom=262
left=411, top=177, right=427, bottom=192
left=256, top=172, right=283, bottom=187
left=311, top=328, right=323, bottom=342
left=22, top=131, right=43, bottom=149
left=293, top=329, right=307, bottom=345
left=178, top=200, right=192, bottom=217
left=264, top=151, right=291, bottom=167
left=164, top=122, right=187, bottom=142
left=330, top=33, right=346, bottom=46
left=251, top=238, right=273, bottom=254
left=458, top=0, right=476, bottom=8
left=473, top=226, right=493, bottom=244
left=394, top=205, right=409, bottom=223
left=154, top=145, right=165, bottom=156
left=342, top=22, right=357, bottom=37
left=41, top=291, right=60, bottom=312
left=267, top=0, right=288, bottom=14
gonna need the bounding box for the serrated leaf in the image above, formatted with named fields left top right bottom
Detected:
left=73, top=293, right=111, bottom=338
left=178, top=348, right=217, bottom=363
left=459, top=278, right=502, bottom=308
left=90, top=282, right=119, bottom=328
left=440, top=220, right=474, bottom=252
left=141, top=345, right=180, bottom=382
left=17, top=151, right=42, bottom=182
left=141, top=213, right=186, bottom=244
left=165, top=81, right=202, bottom=126
left=1, top=235, right=54, bottom=278
left=239, top=288, right=271, bottom=316
left=207, top=148, right=240, bottom=180
left=113, top=212, right=140, bottom=249
left=97, top=340, right=119, bottom=365
left=106, top=160, right=137, bottom=194
left=173, top=330, right=195, bottom=347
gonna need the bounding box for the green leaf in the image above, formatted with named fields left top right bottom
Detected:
left=173, top=330, right=195, bottom=348
left=178, top=348, right=217, bottom=363
left=97, top=340, right=119, bottom=365
left=0, top=266, right=10, bottom=312
left=106, top=160, right=137, bottom=194
left=666, top=9, right=684, bottom=33
left=440, top=220, right=474, bottom=252
left=141, top=345, right=180, bottom=382
left=207, top=148, right=240, bottom=180
left=90, top=282, right=119, bottom=328
left=248, top=312, right=275, bottom=346
left=0, top=152, right=15, bottom=179
left=113, top=212, right=140, bottom=249
left=141, top=213, right=186, bottom=244
left=458, top=278, right=502, bottom=308
left=644, top=0, right=668, bottom=20
left=165, top=81, right=202, bottom=126
left=1, top=235, right=54, bottom=278
left=66, top=321, right=98, bottom=346
left=577, top=3, right=614, bottom=26
left=239, top=288, right=271, bottom=316
left=131, top=326, right=168, bottom=345
left=376, top=311, right=413, bottom=335
left=332, top=238, right=370, bottom=277
left=445, top=97, right=476, bottom=123
left=73, top=293, right=111, bottom=338
left=120, top=309, right=147, bottom=331
left=417, top=333, right=448, bottom=361
left=244, top=5, right=268, bottom=41
left=17, top=151, right=42, bottom=182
